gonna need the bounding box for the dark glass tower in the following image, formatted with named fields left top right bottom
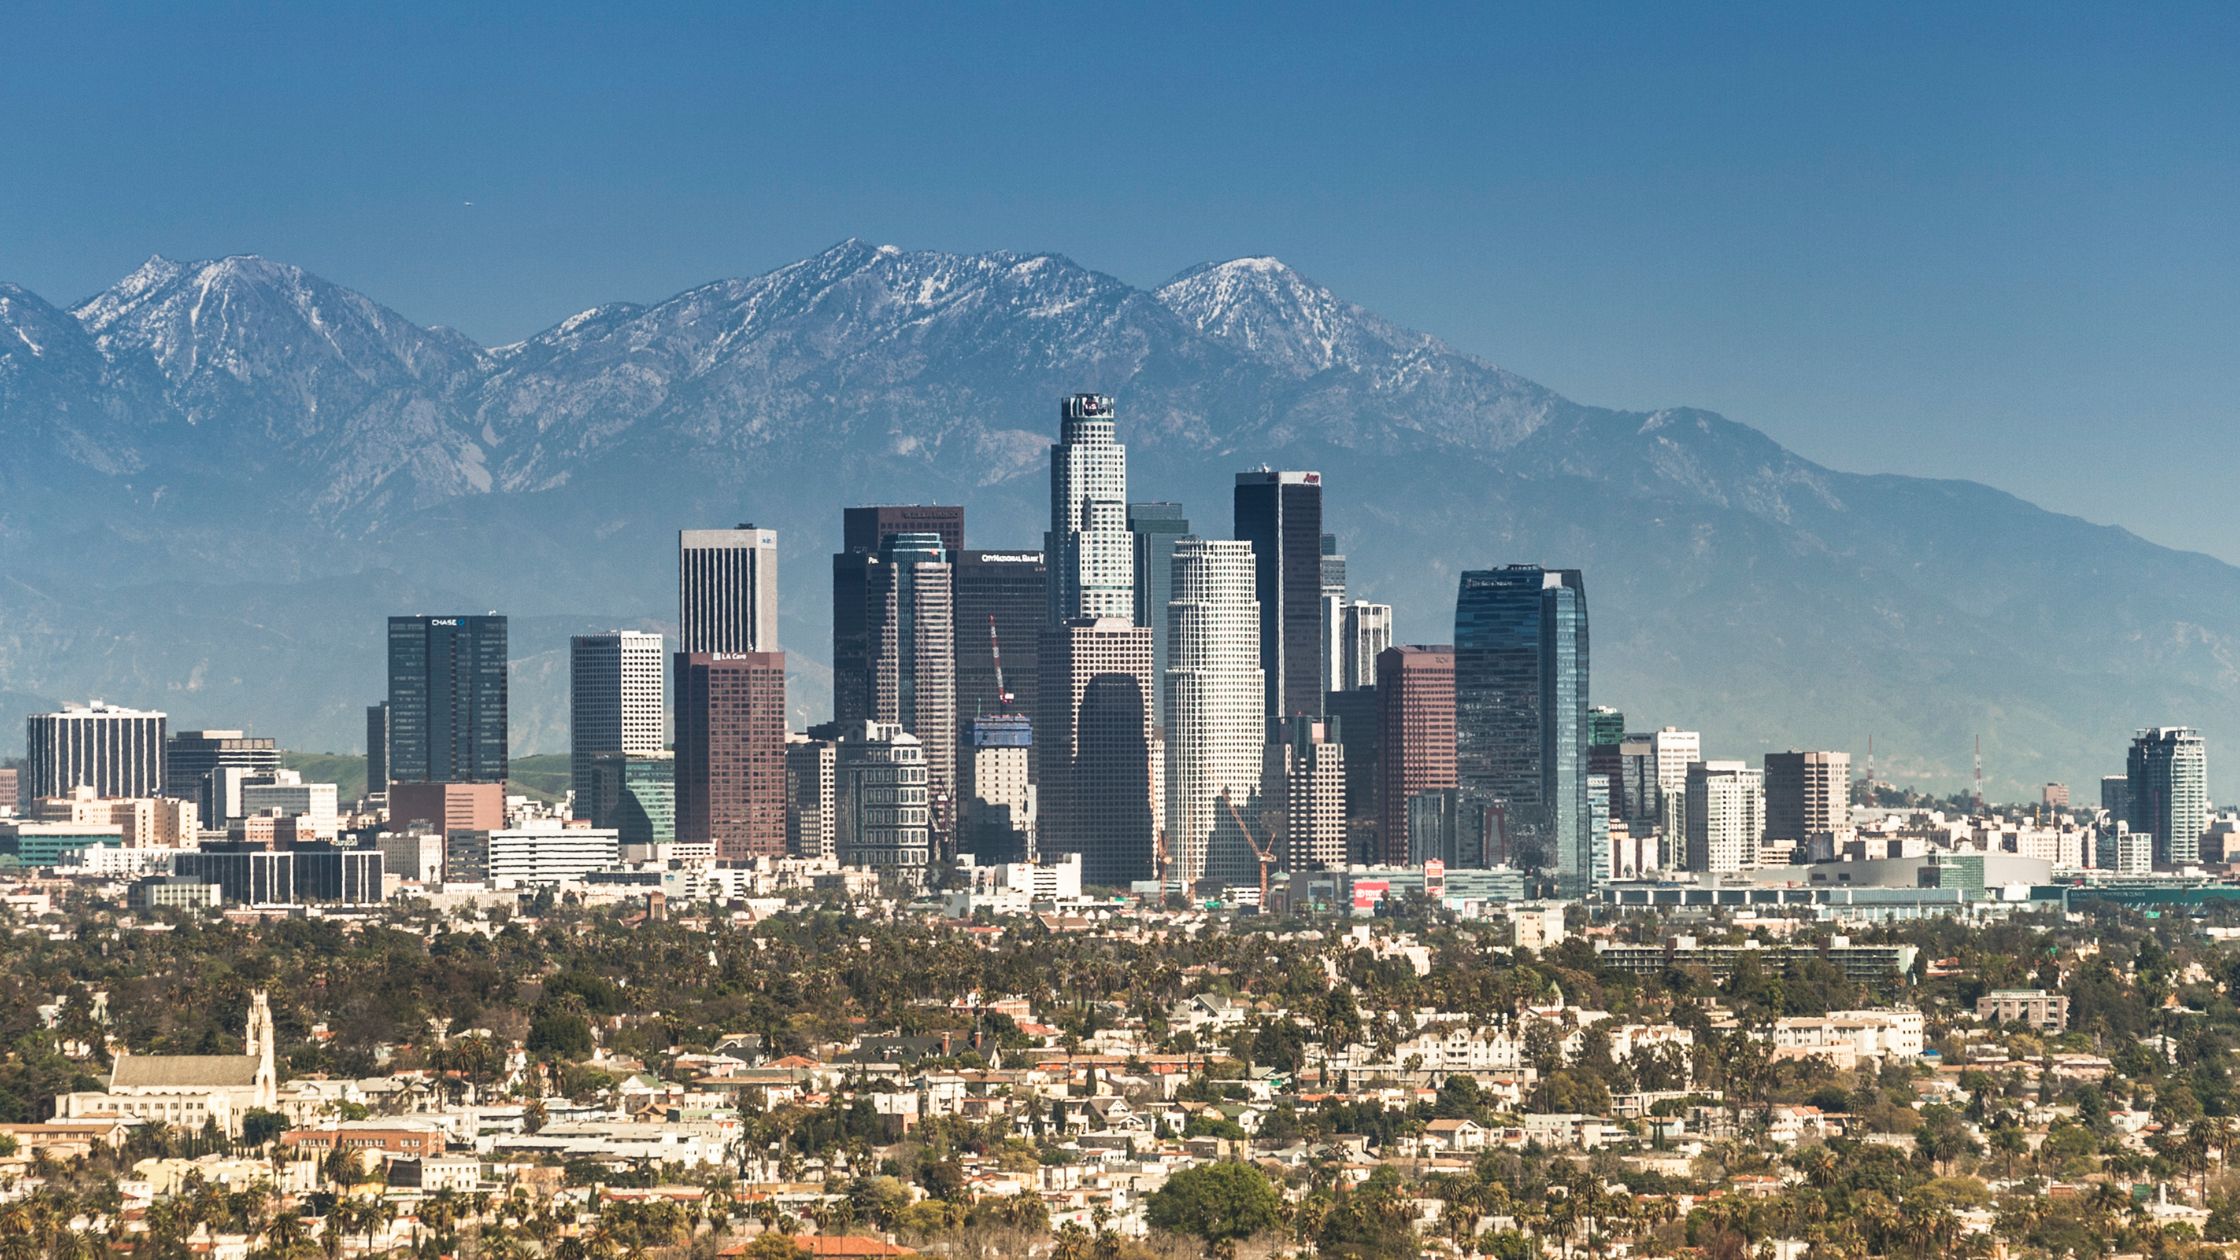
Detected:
left=1127, top=501, right=1190, bottom=731
left=834, top=505, right=964, bottom=724
left=386, top=615, right=509, bottom=785
left=1453, top=567, right=1589, bottom=891
left=1233, top=470, right=1325, bottom=726
left=955, top=548, right=1047, bottom=780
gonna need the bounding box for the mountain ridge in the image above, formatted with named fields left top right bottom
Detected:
left=0, top=241, right=2232, bottom=797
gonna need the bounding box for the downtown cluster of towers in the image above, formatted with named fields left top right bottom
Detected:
left=376, top=394, right=1604, bottom=896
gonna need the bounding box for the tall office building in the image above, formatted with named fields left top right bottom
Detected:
left=26, top=702, right=167, bottom=800
left=1622, top=727, right=1703, bottom=836
left=164, top=729, right=278, bottom=803
left=365, top=703, right=390, bottom=801
left=673, top=651, right=788, bottom=862
left=954, top=549, right=1045, bottom=754
left=1341, top=602, right=1393, bottom=692
left=1234, top=470, right=1325, bottom=723
left=678, top=527, right=780, bottom=655
left=1683, top=760, right=1764, bottom=874
left=1454, top=566, right=1590, bottom=889
left=1046, top=395, right=1133, bottom=623
left=861, top=533, right=958, bottom=850
left=1319, top=533, right=1348, bottom=706
left=2128, top=727, right=2209, bottom=868
left=962, top=714, right=1037, bottom=864
left=1037, top=618, right=1155, bottom=886
left=834, top=506, right=965, bottom=724
left=1128, top=502, right=1191, bottom=728
left=1164, top=538, right=1265, bottom=889
left=1271, top=717, right=1347, bottom=873
left=785, top=730, right=838, bottom=861
left=569, top=632, right=665, bottom=820
left=1376, top=646, right=1456, bottom=865
left=835, top=720, right=932, bottom=888
left=1763, top=750, right=1852, bottom=848
left=387, top=615, right=508, bottom=786
left=1322, top=686, right=1382, bottom=863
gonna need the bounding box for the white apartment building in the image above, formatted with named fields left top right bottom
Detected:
left=1684, top=759, right=1764, bottom=873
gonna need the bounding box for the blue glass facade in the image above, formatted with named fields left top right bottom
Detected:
left=1453, top=566, right=1590, bottom=892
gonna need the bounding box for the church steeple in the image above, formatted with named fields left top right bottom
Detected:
left=246, top=989, right=277, bottom=1107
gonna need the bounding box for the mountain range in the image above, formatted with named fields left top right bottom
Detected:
left=3, top=239, right=2234, bottom=798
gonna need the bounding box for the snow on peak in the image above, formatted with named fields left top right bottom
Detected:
left=1155, top=255, right=1429, bottom=376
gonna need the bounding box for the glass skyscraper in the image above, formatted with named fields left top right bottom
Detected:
left=386, top=614, right=509, bottom=786
left=2128, top=726, right=2208, bottom=868
left=1234, top=470, right=1325, bottom=725
left=1452, top=566, right=1590, bottom=893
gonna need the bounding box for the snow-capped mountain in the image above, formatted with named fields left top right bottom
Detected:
left=0, top=240, right=2233, bottom=794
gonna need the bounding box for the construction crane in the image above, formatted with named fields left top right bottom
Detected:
left=987, top=615, right=1014, bottom=714
left=1223, top=796, right=1280, bottom=912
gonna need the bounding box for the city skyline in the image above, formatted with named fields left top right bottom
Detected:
left=7, top=6, right=2236, bottom=568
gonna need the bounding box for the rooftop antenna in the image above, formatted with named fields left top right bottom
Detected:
left=1974, top=735, right=1985, bottom=815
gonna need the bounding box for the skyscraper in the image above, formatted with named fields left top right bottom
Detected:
left=1038, top=618, right=1155, bottom=887
left=26, top=702, right=167, bottom=800
left=1234, top=470, right=1325, bottom=724
left=835, top=506, right=965, bottom=724
left=1376, top=646, right=1456, bottom=866
left=1683, top=760, right=1764, bottom=874
left=1319, top=532, right=1348, bottom=706
left=1271, top=717, right=1347, bottom=873
left=1322, top=685, right=1382, bottom=864
left=866, top=532, right=957, bottom=850
left=673, top=651, right=788, bottom=862
left=386, top=615, right=508, bottom=786
left=1453, top=566, right=1590, bottom=890
left=1763, top=750, right=1853, bottom=850
left=365, top=703, right=390, bottom=801
left=954, top=548, right=1045, bottom=743
left=1341, top=602, right=1393, bottom=692
left=1163, top=537, right=1264, bottom=889
left=1622, top=727, right=1702, bottom=837
left=569, top=631, right=665, bottom=820
left=2128, top=727, right=2208, bottom=868
left=785, top=730, right=838, bottom=861
left=1047, top=395, right=1133, bottom=623
left=1128, top=502, right=1191, bottom=728
left=678, top=527, right=780, bottom=655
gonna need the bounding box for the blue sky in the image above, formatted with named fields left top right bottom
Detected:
left=6, top=3, right=2236, bottom=559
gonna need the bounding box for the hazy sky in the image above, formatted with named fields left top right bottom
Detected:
left=6, top=3, right=2236, bottom=560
